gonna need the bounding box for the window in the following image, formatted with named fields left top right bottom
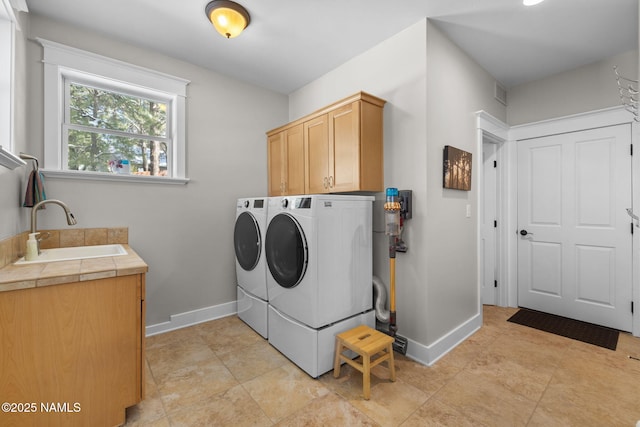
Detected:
left=65, top=79, right=170, bottom=175
left=40, top=38, right=190, bottom=184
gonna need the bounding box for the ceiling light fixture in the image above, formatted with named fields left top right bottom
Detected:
left=205, top=0, right=250, bottom=39
left=523, top=0, right=545, bottom=5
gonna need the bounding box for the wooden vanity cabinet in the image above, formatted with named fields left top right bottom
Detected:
left=267, top=123, right=305, bottom=196
left=0, top=274, right=146, bottom=427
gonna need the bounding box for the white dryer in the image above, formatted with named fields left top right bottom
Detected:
left=264, top=195, right=375, bottom=377
left=234, top=197, right=269, bottom=338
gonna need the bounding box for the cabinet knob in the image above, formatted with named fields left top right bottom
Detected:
left=323, top=177, right=328, bottom=189
left=328, top=176, right=334, bottom=188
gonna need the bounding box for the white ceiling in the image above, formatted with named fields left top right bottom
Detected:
left=23, top=0, right=639, bottom=94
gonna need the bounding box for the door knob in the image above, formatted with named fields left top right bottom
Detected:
left=519, top=230, right=533, bottom=236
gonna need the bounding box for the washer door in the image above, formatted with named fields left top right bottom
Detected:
left=234, top=212, right=261, bottom=271
left=265, top=213, right=308, bottom=288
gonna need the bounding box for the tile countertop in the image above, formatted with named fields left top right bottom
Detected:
left=0, top=244, right=148, bottom=293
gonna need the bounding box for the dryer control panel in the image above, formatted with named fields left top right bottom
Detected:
left=295, top=197, right=312, bottom=209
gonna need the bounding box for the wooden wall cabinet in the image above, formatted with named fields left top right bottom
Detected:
left=0, top=274, right=146, bottom=427
left=268, top=92, right=385, bottom=195
left=267, top=123, right=305, bottom=196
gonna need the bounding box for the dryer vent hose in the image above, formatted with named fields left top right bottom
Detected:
left=373, top=275, right=390, bottom=323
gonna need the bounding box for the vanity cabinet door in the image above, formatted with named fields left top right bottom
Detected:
left=0, top=275, right=144, bottom=427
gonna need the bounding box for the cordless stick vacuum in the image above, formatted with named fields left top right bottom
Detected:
left=384, top=188, right=408, bottom=355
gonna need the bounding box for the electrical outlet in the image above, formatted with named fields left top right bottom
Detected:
left=466, top=204, right=471, bottom=218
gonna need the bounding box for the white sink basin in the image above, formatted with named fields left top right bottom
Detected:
left=15, top=244, right=127, bottom=265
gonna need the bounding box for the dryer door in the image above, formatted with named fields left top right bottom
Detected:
left=234, top=212, right=261, bottom=271
left=265, top=213, right=308, bottom=288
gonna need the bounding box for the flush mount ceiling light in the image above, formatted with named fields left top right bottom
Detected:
left=523, top=0, right=545, bottom=5
left=205, top=0, right=251, bottom=39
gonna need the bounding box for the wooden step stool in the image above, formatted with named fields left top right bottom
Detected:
left=333, top=325, right=396, bottom=400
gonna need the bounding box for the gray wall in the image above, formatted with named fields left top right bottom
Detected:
left=0, top=11, right=29, bottom=241
left=9, top=14, right=288, bottom=325
left=507, top=49, right=638, bottom=125
left=290, top=19, right=506, bottom=350
left=424, top=22, right=505, bottom=342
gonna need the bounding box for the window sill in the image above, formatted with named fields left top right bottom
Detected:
left=41, top=169, right=190, bottom=185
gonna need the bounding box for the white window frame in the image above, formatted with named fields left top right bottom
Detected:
left=39, top=38, right=190, bottom=184
left=0, top=0, right=16, bottom=160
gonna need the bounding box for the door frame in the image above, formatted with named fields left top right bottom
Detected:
left=477, top=106, right=639, bottom=337
left=476, top=112, right=510, bottom=309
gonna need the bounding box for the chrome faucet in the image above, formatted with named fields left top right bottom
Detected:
left=30, top=199, right=78, bottom=253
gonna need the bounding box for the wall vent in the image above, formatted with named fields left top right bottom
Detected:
left=494, top=81, right=507, bottom=106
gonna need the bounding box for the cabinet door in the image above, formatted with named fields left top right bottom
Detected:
left=359, top=99, right=384, bottom=191
left=304, top=114, right=330, bottom=194
left=267, top=132, right=285, bottom=196
left=0, top=275, right=142, bottom=427
left=285, top=124, right=305, bottom=195
left=329, top=101, right=360, bottom=192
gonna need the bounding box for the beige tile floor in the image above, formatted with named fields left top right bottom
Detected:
left=125, top=306, right=640, bottom=426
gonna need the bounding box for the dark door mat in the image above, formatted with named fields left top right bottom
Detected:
left=507, top=308, right=619, bottom=351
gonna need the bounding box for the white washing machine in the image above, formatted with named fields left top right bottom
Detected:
left=264, top=194, right=375, bottom=377
left=234, top=197, right=269, bottom=338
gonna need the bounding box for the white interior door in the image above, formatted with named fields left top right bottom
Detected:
left=517, top=124, right=633, bottom=332
left=482, top=141, right=498, bottom=305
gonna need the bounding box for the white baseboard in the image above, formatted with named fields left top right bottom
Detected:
left=404, top=311, right=482, bottom=366
left=145, top=300, right=237, bottom=337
